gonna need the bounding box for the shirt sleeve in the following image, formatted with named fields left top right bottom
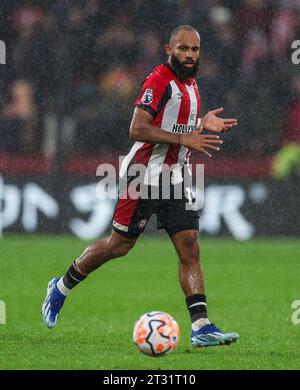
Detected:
left=135, top=74, right=171, bottom=118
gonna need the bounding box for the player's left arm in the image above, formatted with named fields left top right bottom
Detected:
left=199, top=108, right=237, bottom=133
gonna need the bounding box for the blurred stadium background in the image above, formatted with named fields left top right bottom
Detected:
left=0, top=0, right=300, bottom=239
left=1, top=0, right=300, bottom=370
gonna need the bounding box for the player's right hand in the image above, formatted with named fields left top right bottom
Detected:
left=179, top=130, right=223, bottom=157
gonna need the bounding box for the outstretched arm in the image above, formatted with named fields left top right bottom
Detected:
left=130, top=107, right=223, bottom=157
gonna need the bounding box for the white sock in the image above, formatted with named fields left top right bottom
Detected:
left=56, top=277, right=71, bottom=296
left=192, top=318, right=211, bottom=331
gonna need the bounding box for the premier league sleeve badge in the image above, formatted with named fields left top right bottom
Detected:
left=141, top=88, right=153, bottom=105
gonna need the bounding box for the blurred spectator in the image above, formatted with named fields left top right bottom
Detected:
left=272, top=73, right=300, bottom=179
left=73, top=67, right=136, bottom=153
left=0, top=79, right=38, bottom=153
left=209, top=6, right=240, bottom=89
left=270, top=6, right=296, bottom=59
left=240, top=29, right=268, bottom=81
left=198, top=56, right=226, bottom=110
left=95, top=13, right=136, bottom=71
left=12, top=3, right=46, bottom=31
left=63, top=5, right=93, bottom=82
left=133, top=31, right=162, bottom=77
left=11, top=18, right=55, bottom=113
left=283, top=75, right=300, bottom=144
left=235, top=0, right=272, bottom=37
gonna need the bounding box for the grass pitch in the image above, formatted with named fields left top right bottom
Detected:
left=0, top=235, right=300, bottom=370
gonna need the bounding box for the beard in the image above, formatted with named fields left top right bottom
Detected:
left=170, top=55, right=200, bottom=81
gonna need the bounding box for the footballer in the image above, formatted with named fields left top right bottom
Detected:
left=42, top=25, right=239, bottom=347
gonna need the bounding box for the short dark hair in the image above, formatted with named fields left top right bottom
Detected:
left=169, top=25, right=200, bottom=44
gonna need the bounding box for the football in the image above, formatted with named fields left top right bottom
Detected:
left=133, top=311, right=180, bottom=357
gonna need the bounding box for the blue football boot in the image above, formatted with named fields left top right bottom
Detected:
left=42, top=278, right=66, bottom=329
left=191, top=323, right=239, bottom=347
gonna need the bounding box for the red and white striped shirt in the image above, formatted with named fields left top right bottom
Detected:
left=120, top=63, right=201, bottom=186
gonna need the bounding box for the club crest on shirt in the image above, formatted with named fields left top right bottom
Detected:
left=141, top=88, right=153, bottom=105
